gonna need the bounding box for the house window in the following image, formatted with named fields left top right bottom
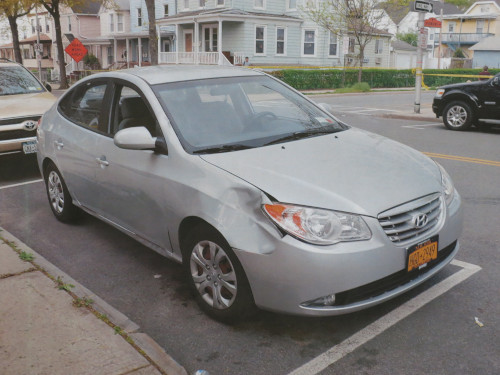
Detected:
left=217, top=0, right=224, bottom=5
left=476, top=20, right=484, bottom=33
left=254, top=0, right=264, bottom=9
left=137, top=8, right=142, bottom=27
left=375, top=39, right=383, bottom=54
left=288, top=0, right=297, bottom=10
left=164, top=5, right=169, bottom=16
left=68, top=16, right=71, bottom=32
left=110, top=14, right=114, bottom=32
left=448, top=22, right=455, bottom=33
left=348, top=37, right=355, bottom=53
left=200, top=0, right=206, bottom=7
left=45, top=17, right=50, bottom=32
left=276, top=27, right=286, bottom=55
left=31, top=19, right=35, bottom=34
left=303, top=29, right=316, bottom=55
left=480, top=5, right=490, bottom=12
left=255, top=26, right=266, bottom=54
left=184, top=0, right=189, bottom=9
left=117, top=13, right=124, bottom=32
left=203, top=26, right=218, bottom=52
left=329, top=32, right=338, bottom=56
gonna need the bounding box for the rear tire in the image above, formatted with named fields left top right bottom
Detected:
left=443, top=101, right=473, bottom=131
left=182, top=224, right=256, bottom=323
left=44, top=162, right=80, bottom=222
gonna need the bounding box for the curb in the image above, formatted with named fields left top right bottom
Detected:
left=0, top=227, right=188, bottom=375
left=376, top=113, right=442, bottom=123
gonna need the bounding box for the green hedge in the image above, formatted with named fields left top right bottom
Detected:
left=268, top=68, right=499, bottom=90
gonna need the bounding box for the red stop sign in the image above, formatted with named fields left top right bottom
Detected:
left=65, top=38, right=88, bottom=63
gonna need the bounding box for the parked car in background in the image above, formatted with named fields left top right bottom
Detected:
left=432, top=73, right=500, bottom=131
left=0, top=59, right=56, bottom=156
left=37, top=65, right=463, bottom=322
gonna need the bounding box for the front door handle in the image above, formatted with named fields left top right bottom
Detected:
left=96, top=156, right=109, bottom=167
left=54, top=140, right=64, bottom=149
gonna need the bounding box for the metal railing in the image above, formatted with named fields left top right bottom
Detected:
left=440, top=33, right=494, bottom=44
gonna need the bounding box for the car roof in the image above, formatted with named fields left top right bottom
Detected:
left=103, top=65, right=265, bottom=85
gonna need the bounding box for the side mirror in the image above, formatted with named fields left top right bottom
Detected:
left=114, top=127, right=157, bottom=151
left=318, top=103, right=333, bottom=113
left=493, top=77, right=500, bottom=87
left=45, top=83, right=52, bottom=92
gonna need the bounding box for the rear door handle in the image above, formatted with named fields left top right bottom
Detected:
left=54, top=140, right=64, bottom=149
left=96, top=156, right=109, bottom=167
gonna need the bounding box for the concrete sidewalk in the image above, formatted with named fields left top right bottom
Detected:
left=0, top=228, right=188, bottom=375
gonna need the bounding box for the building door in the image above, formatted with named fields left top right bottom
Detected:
left=185, top=31, right=193, bottom=52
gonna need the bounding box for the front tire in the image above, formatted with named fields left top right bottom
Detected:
left=44, top=162, right=80, bottom=222
left=443, top=101, right=474, bottom=131
left=182, top=225, right=256, bottom=323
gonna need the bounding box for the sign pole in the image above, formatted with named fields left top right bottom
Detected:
left=35, top=6, right=43, bottom=82
left=414, top=11, right=425, bottom=114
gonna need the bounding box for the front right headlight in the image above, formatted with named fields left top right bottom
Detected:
left=437, top=163, right=455, bottom=205
left=435, top=88, right=445, bottom=98
left=263, top=203, right=371, bottom=245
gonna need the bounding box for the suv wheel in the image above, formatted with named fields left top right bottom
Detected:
left=443, top=101, right=473, bottom=131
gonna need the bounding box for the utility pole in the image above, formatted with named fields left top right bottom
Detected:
left=437, top=0, right=444, bottom=69
left=414, top=11, right=425, bottom=113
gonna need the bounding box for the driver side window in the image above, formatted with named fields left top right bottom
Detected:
left=111, top=85, right=159, bottom=137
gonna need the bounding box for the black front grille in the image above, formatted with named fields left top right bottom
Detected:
left=0, top=116, right=40, bottom=126
left=334, top=241, right=457, bottom=306
left=0, top=129, right=37, bottom=141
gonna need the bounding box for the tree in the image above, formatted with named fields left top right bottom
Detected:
left=304, top=0, right=391, bottom=82
left=144, top=0, right=158, bottom=65
left=0, top=0, right=34, bottom=63
left=396, top=32, right=418, bottom=47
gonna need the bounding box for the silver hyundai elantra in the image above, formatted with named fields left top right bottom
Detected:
left=37, top=65, right=462, bottom=322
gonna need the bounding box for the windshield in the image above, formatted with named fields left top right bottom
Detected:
left=0, top=66, right=45, bottom=96
left=153, top=75, right=346, bottom=154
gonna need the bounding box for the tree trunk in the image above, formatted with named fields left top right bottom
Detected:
left=7, top=16, right=23, bottom=63
left=145, top=0, right=158, bottom=65
left=52, top=11, right=68, bottom=88
left=358, top=47, right=364, bottom=83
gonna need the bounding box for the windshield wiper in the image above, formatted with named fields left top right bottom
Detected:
left=264, top=128, right=340, bottom=146
left=193, top=144, right=253, bottom=154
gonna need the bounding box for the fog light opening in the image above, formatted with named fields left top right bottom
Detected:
left=302, top=294, right=336, bottom=307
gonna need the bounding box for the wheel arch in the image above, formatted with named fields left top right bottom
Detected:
left=442, top=92, right=480, bottom=112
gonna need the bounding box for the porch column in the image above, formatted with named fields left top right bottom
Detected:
left=138, top=37, right=142, bottom=67
left=176, top=24, right=179, bottom=64
left=218, top=19, right=222, bottom=65
left=194, top=20, right=199, bottom=64
left=113, top=38, right=117, bottom=65
left=157, top=25, right=161, bottom=64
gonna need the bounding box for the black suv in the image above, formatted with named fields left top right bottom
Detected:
left=432, top=73, right=500, bottom=131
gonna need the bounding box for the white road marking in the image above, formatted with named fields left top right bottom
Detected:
left=0, top=179, right=43, bottom=190
left=288, top=259, right=481, bottom=375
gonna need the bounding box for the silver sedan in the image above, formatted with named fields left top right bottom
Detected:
left=37, top=66, right=462, bottom=322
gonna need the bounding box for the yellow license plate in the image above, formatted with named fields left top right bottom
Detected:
left=407, top=236, right=438, bottom=272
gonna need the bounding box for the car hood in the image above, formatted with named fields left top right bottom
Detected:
left=441, top=80, right=485, bottom=90
left=200, top=128, right=442, bottom=217
left=0, top=91, right=56, bottom=118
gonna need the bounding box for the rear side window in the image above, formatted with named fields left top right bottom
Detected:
left=59, top=82, right=109, bottom=133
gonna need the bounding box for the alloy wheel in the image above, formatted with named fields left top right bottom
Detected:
left=189, top=240, right=237, bottom=310
left=48, top=171, right=64, bottom=214
left=446, top=105, right=467, bottom=127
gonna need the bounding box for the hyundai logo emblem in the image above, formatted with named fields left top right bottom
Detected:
left=412, top=213, right=429, bottom=229
left=22, top=120, right=37, bottom=131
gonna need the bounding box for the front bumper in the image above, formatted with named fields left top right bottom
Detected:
left=0, top=136, right=37, bottom=155
left=432, top=98, right=443, bottom=117
left=234, top=191, right=463, bottom=316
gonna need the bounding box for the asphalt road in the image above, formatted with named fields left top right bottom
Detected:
left=0, top=96, right=499, bottom=375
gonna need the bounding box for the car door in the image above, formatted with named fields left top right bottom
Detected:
left=93, top=82, right=171, bottom=251
left=481, top=76, right=500, bottom=120
left=53, top=80, right=112, bottom=211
